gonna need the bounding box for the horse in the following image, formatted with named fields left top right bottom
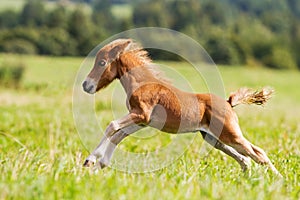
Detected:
left=82, top=38, right=281, bottom=176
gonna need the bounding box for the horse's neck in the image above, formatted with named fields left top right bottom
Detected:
left=118, top=52, right=158, bottom=95
left=118, top=64, right=157, bottom=96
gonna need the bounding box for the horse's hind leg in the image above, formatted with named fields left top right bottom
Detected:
left=200, top=130, right=251, bottom=171
left=229, top=137, right=282, bottom=177
left=220, top=122, right=282, bottom=177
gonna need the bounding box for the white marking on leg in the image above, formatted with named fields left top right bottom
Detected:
left=100, top=125, right=143, bottom=167
left=85, top=154, right=97, bottom=164
left=92, top=137, right=110, bottom=158
left=100, top=142, right=117, bottom=167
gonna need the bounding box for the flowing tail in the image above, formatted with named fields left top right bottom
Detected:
left=227, top=87, right=274, bottom=107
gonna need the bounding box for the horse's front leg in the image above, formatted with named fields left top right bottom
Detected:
left=83, top=112, right=146, bottom=167
left=99, top=125, right=144, bottom=168
left=83, top=135, right=110, bottom=167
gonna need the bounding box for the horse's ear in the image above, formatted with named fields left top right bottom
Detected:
left=108, top=40, right=132, bottom=62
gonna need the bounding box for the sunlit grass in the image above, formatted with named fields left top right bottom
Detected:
left=0, top=54, right=299, bottom=199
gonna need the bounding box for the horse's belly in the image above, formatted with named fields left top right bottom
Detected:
left=149, top=105, right=201, bottom=133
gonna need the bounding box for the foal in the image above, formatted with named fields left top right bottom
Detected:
left=82, top=39, right=281, bottom=176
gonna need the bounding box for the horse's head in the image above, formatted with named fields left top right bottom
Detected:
left=82, top=39, right=132, bottom=94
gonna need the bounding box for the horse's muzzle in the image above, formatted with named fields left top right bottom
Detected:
left=82, top=80, right=96, bottom=94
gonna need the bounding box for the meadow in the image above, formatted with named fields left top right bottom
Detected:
left=0, top=54, right=299, bottom=199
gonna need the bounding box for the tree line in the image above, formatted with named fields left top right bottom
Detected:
left=0, top=0, right=300, bottom=69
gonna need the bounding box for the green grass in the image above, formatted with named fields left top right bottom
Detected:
left=0, top=54, right=299, bottom=199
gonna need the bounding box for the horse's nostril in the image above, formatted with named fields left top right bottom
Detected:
left=82, top=81, right=87, bottom=89
left=87, top=85, right=94, bottom=93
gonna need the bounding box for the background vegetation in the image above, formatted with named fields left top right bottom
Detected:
left=0, top=0, right=300, bottom=69
left=0, top=54, right=299, bottom=199
left=0, top=1, right=299, bottom=199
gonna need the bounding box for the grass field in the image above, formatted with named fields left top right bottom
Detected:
left=0, top=54, right=299, bottom=199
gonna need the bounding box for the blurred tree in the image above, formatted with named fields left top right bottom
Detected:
left=0, top=10, right=19, bottom=29
left=263, top=46, right=297, bottom=70
left=252, top=40, right=273, bottom=61
left=287, top=0, right=300, bottom=18
left=261, top=10, right=290, bottom=34
left=228, top=0, right=252, bottom=12
left=38, top=28, right=78, bottom=56
left=205, top=36, right=241, bottom=65
left=20, top=0, right=47, bottom=27
left=0, top=27, right=39, bottom=46
left=68, top=8, right=94, bottom=55
left=133, top=0, right=171, bottom=27
left=168, top=0, right=201, bottom=30
left=0, top=0, right=298, bottom=69
left=229, top=35, right=247, bottom=65
left=201, top=1, right=226, bottom=25
left=92, top=0, right=116, bottom=31
left=47, top=5, right=68, bottom=29
left=0, top=39, right=37, bottom=54
left=289, top=19, right=300, bottom=68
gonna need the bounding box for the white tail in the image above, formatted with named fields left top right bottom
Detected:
left=228, top=87, right=274, bottom=107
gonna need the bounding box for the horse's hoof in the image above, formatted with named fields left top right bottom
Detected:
left=83, top=159, right=94, bottom=167
left=99, top=160, right=108, bottom=169
left=99, top=162, right=106, bottom=169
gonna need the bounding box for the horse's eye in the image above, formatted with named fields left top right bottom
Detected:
left=98, top=59, right=107, bottom=67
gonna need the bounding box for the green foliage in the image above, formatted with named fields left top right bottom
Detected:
left=0, top=27, right=40, bottom=45
left=92, top=0, right=115, bottom=24
left=263, top=47, right=297, bottom=70
left=38, top=28, right=77, bottom=56
left=0, top=0, right=299, bottom=69
left=0, top=10, right=19, bottom=28
left=287, top=0, right=300, bottom=17
left=0, top=38, right=37, bottom=54
left=168, top=0, right=202, bottom=30
left=201, top=1, right=227, bottom=25
left=46, top=5, right=68, bottom=29
left=20, top=0, right=47, bottom=27
left=0, top=27, right=78, bottom=56
left=68, top=8, right=95, bottom=56
left=204, top=32, right=242, bottom=65
left=0, top=62, right=25, bottom=87
left=133, top=0, right=171, bottom=27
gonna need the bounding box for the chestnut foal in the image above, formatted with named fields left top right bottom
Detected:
left=82, top=39, right=281, bottom=176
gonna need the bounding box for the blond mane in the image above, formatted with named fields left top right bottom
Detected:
left=122, top=40, right=171, bottom=84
